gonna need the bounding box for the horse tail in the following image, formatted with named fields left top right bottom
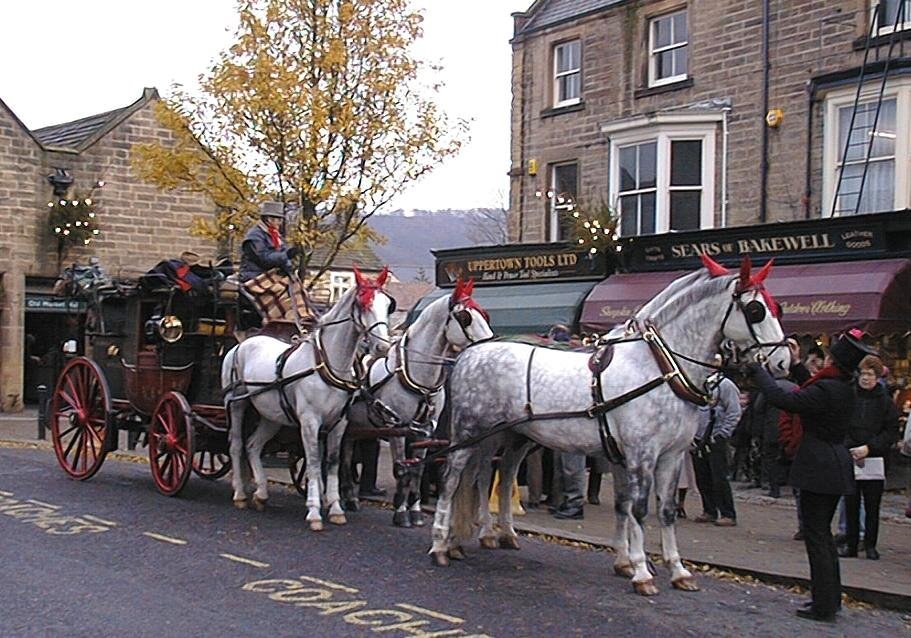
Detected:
left=449, top=456, right=480, bottom=545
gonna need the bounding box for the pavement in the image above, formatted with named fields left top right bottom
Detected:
left=4, top=408, right=911, bottom=612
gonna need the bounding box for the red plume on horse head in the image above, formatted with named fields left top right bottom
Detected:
left=352, top=264, right=391, bottom=309
left=700, top=253, right=730, bottom=277
left=451, top=277, right=475, bottom=304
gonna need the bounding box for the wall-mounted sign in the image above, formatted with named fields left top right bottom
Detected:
left=25, top=296, right=86, bottom=313
left=621, top=211, right=902, bottom=271
left=434, top=242, right=609, bottom=287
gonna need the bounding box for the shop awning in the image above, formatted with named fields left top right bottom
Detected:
left=408, top=281, right=597, bottom=337
left=580, top=258, right=911, bottom=336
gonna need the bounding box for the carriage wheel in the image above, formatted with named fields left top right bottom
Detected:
left=149, top=392, right=194, bottom=497
left=51, top=357, right=111, bottom=480
left=289, top=454, right=307, bottom=496
left=192, top=450, right=231, bottom=480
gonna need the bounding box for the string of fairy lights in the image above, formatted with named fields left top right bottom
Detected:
left=47, top=180, right=104, bottom=247
left=534, top=189, right=621, bottom=255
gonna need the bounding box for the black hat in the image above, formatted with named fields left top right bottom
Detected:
left=828, top=333, right=877, bottom=372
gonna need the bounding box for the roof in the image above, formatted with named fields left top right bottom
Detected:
left=31, top=88, right=159, bottom=152
left=0, top=97, right=43, bottom=148
left=519, top=0, right=624, bottom=35
left=310, top=241, right=385, bottom=272
left=385, top=281, right=434, bottom=311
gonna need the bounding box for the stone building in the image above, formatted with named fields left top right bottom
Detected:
left=508, top=0, right=911, bottom=242
left=0, top=88, right=216, bottom=411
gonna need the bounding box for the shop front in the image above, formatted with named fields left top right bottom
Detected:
left=23, top=285, right=86, bottom=404
left=580, top=209, right=911, bottom=385
left=408, top=242, right=609, bottom=337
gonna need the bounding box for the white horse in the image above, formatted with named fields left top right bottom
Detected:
left=222, top=267, right=393, bottom=531
left=430, top=256, right=790, bottom=595
left=340, top=280, right=493, bottom=526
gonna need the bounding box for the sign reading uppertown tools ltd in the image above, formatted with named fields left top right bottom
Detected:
left=434, top=242, right=609, bottom=287
left=622, top=212, right=894, bottom=271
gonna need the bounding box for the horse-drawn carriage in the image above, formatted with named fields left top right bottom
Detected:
left=48, top=269, right=309, bottom=496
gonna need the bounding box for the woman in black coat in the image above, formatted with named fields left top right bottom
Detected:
left=839, top=355, right=898, bottom=560
left=747, top=332, right=876, bottom=624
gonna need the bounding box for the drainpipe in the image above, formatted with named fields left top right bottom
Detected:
left=759, top=0, right=771, bottom=223
left=721, top=106, right=731, bottom=227
left=804, top=81, right=814, bottom=219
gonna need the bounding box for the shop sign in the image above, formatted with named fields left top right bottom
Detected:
left=780, top=299, right=853, bottom=319
left=623, top=215, right=890, bottom=271
left=25, top=296, right=86, bottom=313
left=435, top=244, right=608, bottom=287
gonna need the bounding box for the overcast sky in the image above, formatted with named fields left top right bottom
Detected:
left=0, top=1, right=530, bottom=211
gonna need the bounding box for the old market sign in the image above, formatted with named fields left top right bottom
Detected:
left=433, top=242, right=609, bottom=287
left=619, top=210, right=911, bottom=271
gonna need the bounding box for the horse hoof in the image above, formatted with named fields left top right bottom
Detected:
left=345, top=499, right=360, bottom=512
left=499, top=535, right=521, bottom=550
left=309, top=520, right=324, bottom=532
left=252, top=497, right=267, bottom=512
left=393, top=511, right=411, bottom=528
left=431, top=552, right=450, bottom=567
left=613, top=563, right=635, bottom=578
left=409, top=511, right=425, bottom=527
left=329, top=513, right=347, bottom=526
left=632, top=579, right=660, bottom=596
left=672, top=576, right=700, bottom=592
left=479, top=536, right=498, bottom=550
left=233, top=499, right=248, bottom=510
left=448, top=546, right=467, bottom=561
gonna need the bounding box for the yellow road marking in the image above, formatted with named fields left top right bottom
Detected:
left=299, top=575, right=359, bottom=594
left=220, top=553, right=269, bottom=568
left=83, top=514, right=117, bottom=526
left=143, top=532, right=187, bottom=545
left=394, top=603, right=464, bottom=624
left=25, top=499, right=59, bottom=509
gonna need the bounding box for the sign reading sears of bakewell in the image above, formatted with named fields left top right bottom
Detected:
left=434, top=242, right=609, bottom=287
left=623, top=212, right=893, bottom=271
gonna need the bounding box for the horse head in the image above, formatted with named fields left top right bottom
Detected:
left=446, top=278, right=494, bottom=350
left=353, top=265, right=394, bottom=356
left=701, top=254, right=790, bottom=376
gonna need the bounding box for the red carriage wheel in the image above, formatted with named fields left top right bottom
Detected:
left=149, top=392, right=194, bottom=496
left=192, top=450, right=231, bottom=480
left=51, top=357, right=111, bottom=480
left=289, top=454, right=307, bottom=496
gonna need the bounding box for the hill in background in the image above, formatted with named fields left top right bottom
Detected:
left=368, top=209, right=507, bottom=282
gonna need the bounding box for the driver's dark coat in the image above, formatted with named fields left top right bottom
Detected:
left=240, top=222, right=291, bottom=281
left=752, top=368, right=855, bottom=495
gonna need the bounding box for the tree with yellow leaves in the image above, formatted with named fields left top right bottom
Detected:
left=133, top=0, right=466, bottom=286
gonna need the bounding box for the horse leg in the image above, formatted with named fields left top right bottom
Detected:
left=610, top=463, right=635, bottom=578
left=324, top=420, right=347, bottom=525
left=338, top=434, right=359, bottom=512
left=626, top=460, right=659, bottom=596
left=407, top=447, right=428, bottom=528
left=656, top=452, right=698, bottom=591
left=389, top=435, right=410, bottom=527
left=429, top=448, right=474, bottom=566
left=299, top=418, right=325, bottom=531
left=246, top=418, right=282, bottom=511
left=476, top=443, right=498, bottom=550
left=227, top=399, right=250, bottom=508
left=495, top=440, right=534, bottom=550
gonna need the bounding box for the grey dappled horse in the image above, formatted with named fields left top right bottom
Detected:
left=431, top=257, right=789, bottom=595
left=222, top=268, right=393, bottom=531
left=339, top=281, right=493, bottom=526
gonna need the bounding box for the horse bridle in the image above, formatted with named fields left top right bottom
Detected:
left=717, top=284, right=787, bottom=365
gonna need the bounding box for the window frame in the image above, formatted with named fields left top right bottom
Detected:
left=329, top=272, right=354, bottom=303
left=552, top=39, right=582, bottom=108
left=821, top=78, right=911, bottom=217
left=648, top=9, right=689, bottom=88
left=872, top=0, right=911, bottom=36
left=608, top=122, right=716, bottom=237
left=548, top=161, right=579, bottom=242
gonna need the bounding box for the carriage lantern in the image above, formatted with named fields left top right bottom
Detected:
left=145, top=315, right=184, bottom=344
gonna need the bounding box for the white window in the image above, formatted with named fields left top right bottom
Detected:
left=873, top=0, right=911, bottom=35
left=822, top=79, right=911, bottom=217
left=605, top=117, right=717, bottom=237
left=330, top=273, right=353, bottom=303
left=553, top=40, right=581, bottom=107
left=649, top=10, right=688, bottom=87
left=548, top=162, right=578, bottom=242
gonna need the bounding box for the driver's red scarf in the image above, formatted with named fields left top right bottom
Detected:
left=267, top=225, right=282, bottom=249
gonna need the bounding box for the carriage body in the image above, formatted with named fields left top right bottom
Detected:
left=50, top=274, right=244, bottom=494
